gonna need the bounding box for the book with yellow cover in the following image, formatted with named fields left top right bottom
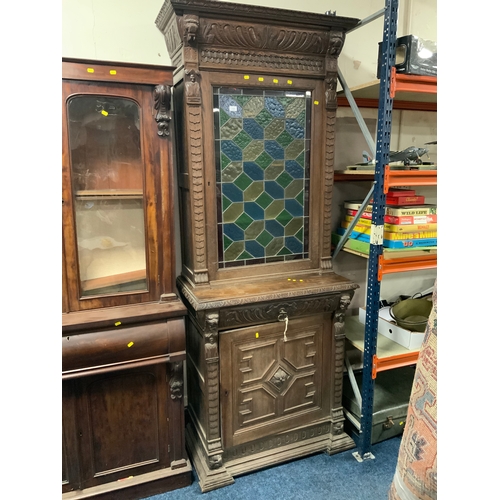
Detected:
left=384, top=230, right=438, bottom=240
left=384, top=222, right=438, bottom=233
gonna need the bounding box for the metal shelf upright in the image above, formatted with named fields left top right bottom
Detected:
left=354, top=0, right=399, bottom=461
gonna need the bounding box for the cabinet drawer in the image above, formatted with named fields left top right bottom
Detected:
left=62, top=317, right=185, bottom=376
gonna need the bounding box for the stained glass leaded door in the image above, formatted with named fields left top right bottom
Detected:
left=214, top=87, right=311, bottom=269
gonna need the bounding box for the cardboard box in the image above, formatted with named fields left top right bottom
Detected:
left=359, top=306, right=424, bottom=351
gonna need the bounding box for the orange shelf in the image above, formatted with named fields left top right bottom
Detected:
left=372, top=351, right=419, bottom=378
left=378, top=253, right=437, bottom=280
left=390, top=69, right=437, bottom=98
left=384, top=165, right=437, bottom=192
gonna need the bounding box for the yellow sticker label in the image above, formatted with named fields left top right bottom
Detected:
left=258, top=77, right=264, bottom=82
left=110, top=70, right=117, bottom=75
left=87, top=68, right=94, bottom=73
left=288, top=278, right=291, bottom=281
left=273, top=79, right=279, bottom=84
left=287, top=80, right=293, bottom=85
left=255, top=332, right=259, bottom=338
left=244, top=75, right=250, bottom=80
left=127, top=342, right=134, bottom=348
left=314, top=100, right=319, bottom=105
left=101, top=110, right=109, bottom=116
left=114, top=321, right=121, bottom=326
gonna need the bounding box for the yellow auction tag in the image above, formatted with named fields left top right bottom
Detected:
left=110, top=70, right=117, bottom=75
left=114, top=321, right=121, bottom=326
left=101, top=110, right=109, bottom=116
left=255, top=332, right=259, bottom=338
left=127, top=342, right=134, bottom=348
left=314, top=100, right=319, bottom=105
left=244, top=75, right=250, bottom=80
left=258, top=77, right=264, bottom=82
left=273, top=79, right=279, bottom=84
left=87, top=68, right=94, bottom=73
left=287, top=80, right=293, bottom=85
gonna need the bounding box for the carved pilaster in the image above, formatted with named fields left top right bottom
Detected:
left=332, top=293, right=352, bottom=408
left=169, top=361, right=184, bottom=399
left=154, top=85, right=172, bottom=137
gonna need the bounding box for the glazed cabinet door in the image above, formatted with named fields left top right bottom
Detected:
left=62, top=77, right=173, bottom=312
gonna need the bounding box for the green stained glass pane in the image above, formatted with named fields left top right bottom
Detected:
left=285, top=217, right=303, bottom=237
left=276, top=171, right=293, bottom=188
left=243, top=141, right=264, bottom=161
left=276, top=130, right=294, bottom=148
left=235, top=212, right=253, bottom=230
left=221, top=153, right=231, bottom=170
left=264, top=119, right=285, bottom=140
left=295, top=227, right=304, bottom=241
left=220, top=108, right=230, bottom=126
left=285, top=180, right=303, bottom=199
left=277, top=246, right=292, bottom=256
left=295, top=189, right=304, bottom=205
left=233, top=130, right=253, bottom=150
left=234, top=172, right=252, bottom=191
left=255, top=109, right=274, bottom=128
left=237, top=250, right=253, bottom=260
left=223, top=202, right=244, bottom=223
left=285, top=140, right=304, bottom=160
left=233, top=95, right=253, bottom=107
left=265, top=200, right=284, bottom=219
left=221, top=118, right=243, bottom=140
left=295, top=150, right=305, bottom=167
left=245, top=220, right=264, bottom=240
left=255, top=151, right=273, bottom=169
left=277, top=209, right=293, bottom=227
left=278, top=97, right=293, bottom=107
left=286, top=98, right=305, bottom=118
left=222, top=195, right=232, bottom=211
left=265, top=161, right=284, bottom=180
left=221, top=162, right=243, bottom=182
left=223, top=234, right=232, bottom=250
left=266, top=237, right=284, bottom=256
left=225, top=241, right=244, bottom=261
left=255, top=191, right=273, bottom=209
left=244, top=181, right=264, bottom=201
left=243, top=97, right=265, bottom=117
left=256, top=230, right=273, bottom=247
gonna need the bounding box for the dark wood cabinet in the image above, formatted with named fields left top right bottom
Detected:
left=156, top=0, right=360, bottom=492
left=62, top=59, right=191, bottom=499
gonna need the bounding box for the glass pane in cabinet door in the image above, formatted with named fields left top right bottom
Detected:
left=67, top=95, right=147, bottom=296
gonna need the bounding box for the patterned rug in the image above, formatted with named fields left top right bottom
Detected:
left=389, top=281, right=437, bottom=500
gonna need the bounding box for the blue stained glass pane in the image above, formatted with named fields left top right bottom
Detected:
left=243, top=162, right=264, bottom=181
left=244, top=202, right=264, bottom=221
left=224, top=223, right=244, bottom=241
left=285, top=236, right=303, bottom=254
left=264, top=140, right=284, bottom=160
left=285, top=199, right=304, bottom=217
left=222, top=183, right=243, bottom=202
left=243, top=118, right=264, bottom=139
left=221, top=140, right=242, bottom=161
left=265, top=97, right=285, bottom=118
left=219, top=95, right=242, bottom=117
left=265, top=219, right=284, bottom=237
left=245, top=240, right=265, bottom=258
left=264, top=181, right=284, bottom=199
left=285, top=160, right=304, bottom=179
left=285, top=119, right=305, bottom=139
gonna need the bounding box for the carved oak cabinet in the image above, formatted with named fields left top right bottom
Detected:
left=156, top=0, right=360, bottom=492
left=62, top=59, right=192, bottom=499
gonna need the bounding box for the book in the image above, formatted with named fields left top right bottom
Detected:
left=386, top=195, right=426, bottom=205
left=384, top=230, right=437, bottom=240
left=344, top=201, right=373, bottom=212
left=336, top=227, right=370, bottom=243
left=384, top=213, right=437, bottom=224
left=345, top=208, right=373, bottom=220
left=387, top=188, right=416, bottom=196
left=385, top=205, right=437, bottom=216
left=384, top=222, right=438, bottom=233
left=341, top=220, right=371, bottom=234
left=332, top=233, right=437, bottom=259
left=383, top=238, right=437, bottom=248
left=344, top=215, right=371, bottom=227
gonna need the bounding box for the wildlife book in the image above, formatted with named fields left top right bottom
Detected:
left=385, top=205, right=437, bottom=216
left=386, top=195, right=426, bottom=206
left=385, top=213, right=437, bottom=224
left=383, top=238, right=437, bottom=249
left=384, top=222, right=438, bottom=233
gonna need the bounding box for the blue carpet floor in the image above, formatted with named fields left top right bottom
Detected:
left=146, top=436, right=401, bottom=500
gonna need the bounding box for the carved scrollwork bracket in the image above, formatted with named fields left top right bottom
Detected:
left=154, top=84, right=172, bottom=137
left=169, top=361, right=184, bottom=400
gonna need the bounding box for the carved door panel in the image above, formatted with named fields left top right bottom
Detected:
left=220, top=314, right=332, bottom=449
left=75, top=364, right=171, bottom=489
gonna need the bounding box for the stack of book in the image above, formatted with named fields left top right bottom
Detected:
left=333, top=188, right=437, bottom=256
